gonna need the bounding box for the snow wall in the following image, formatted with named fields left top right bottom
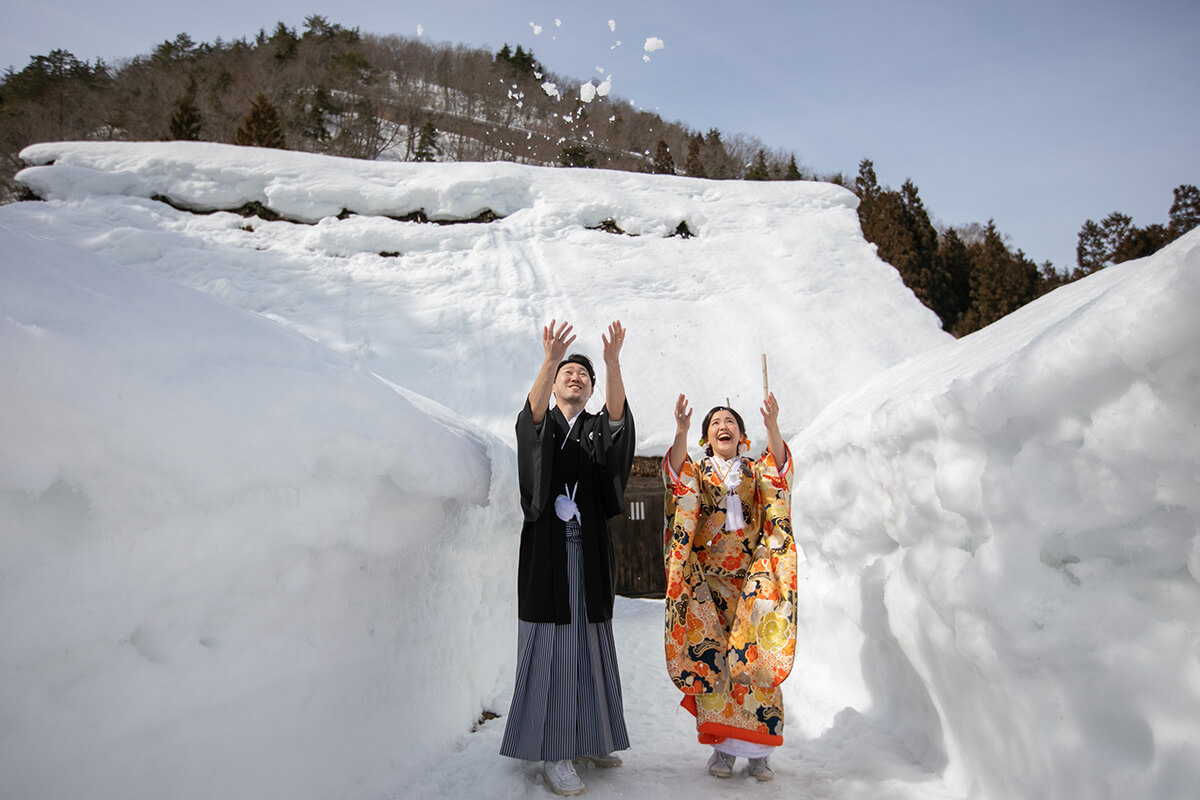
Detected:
left=786, top=229, right=1200, bottom=799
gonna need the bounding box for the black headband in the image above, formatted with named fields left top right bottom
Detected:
left=556, top=353, right=596, bottom=383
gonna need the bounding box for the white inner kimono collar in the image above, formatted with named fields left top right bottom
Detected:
left=709, top=453, right=746, bottom=532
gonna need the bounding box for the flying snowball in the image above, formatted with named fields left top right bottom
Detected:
left=529, top=22, right=543, bottom=35
left=608, top=20, right=616, bottom=31
left=642, top=55, right=650, bottom=62
left=556, top=19, right=562, bottom=27
left=580, top=82, right=597, bottom=103
left=416, top=24, right=423, bottom=36
left=644, top=37, right=665, bottom=53
left=597, top=77, right=612, bottom=96
left=541, top=81, right=560, bottom=100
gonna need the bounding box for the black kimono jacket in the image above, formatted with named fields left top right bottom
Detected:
left=515, top=397, right=635, bottom=624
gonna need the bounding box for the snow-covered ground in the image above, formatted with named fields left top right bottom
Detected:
left=2, top=142, right=1198, bottom=800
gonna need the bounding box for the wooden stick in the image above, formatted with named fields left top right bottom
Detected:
left=762, top=353, right=769, bottom=401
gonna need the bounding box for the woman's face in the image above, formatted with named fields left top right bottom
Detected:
left=707, top=410, right=741, bottom=459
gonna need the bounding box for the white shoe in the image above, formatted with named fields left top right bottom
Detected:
left=543, top=759, right=586, bottom=796
left=707, top=750, right=735, bottom=778
left=575, top=753, right=622, bottom=768
left=748, top=757, right=774, bottom=782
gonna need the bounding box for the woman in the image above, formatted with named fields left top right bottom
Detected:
left=661, top=392, right=797, bottom=782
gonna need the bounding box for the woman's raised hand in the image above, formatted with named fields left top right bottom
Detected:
left=542, top=319, right=576, bottom=362
left=761, top=391, right=787, bottom=466
left=667, top=393, right=693, bottom=475
left=760, top=391, right=780, bottom=430
left=674, top=393, right=693, bottom=435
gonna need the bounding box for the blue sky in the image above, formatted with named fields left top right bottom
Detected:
left=5, top=0, right=1198, bottom=272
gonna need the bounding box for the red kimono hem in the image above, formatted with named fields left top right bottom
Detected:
left=679, top=695, right=784, bottom=747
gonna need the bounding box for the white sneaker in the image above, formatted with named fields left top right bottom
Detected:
left=543, top=759, right=586, bottom=796
left=575, top=753, right=622, bottom=768
left=748, top=757, right=774, bottom=782
left=707, top=750, right=735, bottom=778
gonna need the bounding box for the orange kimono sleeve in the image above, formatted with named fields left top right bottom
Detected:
left=661, top=452, right=730, bottom=695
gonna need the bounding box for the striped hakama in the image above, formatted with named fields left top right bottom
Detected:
left=500, top=520, right=630, bottom=761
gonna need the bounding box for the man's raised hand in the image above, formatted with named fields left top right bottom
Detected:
left=543, top=319, right=576, bottom=362
left=601, top=320, right=626, bottom=366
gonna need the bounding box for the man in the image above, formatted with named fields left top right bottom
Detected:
left=500, top=319, right=635, bottom=797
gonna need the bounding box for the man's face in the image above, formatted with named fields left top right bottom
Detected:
left=554, top=363, right=594, bottom=404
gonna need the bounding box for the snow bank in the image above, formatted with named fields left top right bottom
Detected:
left=12, top=141, right=951, bottom=451
left=0, top=223, right=522, bottom=800
left=786, top=229, right=1200, bottom=799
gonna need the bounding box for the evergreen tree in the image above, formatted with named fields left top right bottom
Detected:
left=1099, top=211, right=1135, bottom=258
left=1168, top=184, right=1200, bottom=240
left=933, top=227, right=973, bottom=332
left=784, top=155, right=802, bottom=180
left=1075, top=211, right=1138, bottom=273
left=1036, top=260, right=1069, bottom=298
left=302, top=87, right=334, bottom=143
left=516, top=45, right=531, bottom=72
left=413, top=121, right=440, bottom=161
left=684, top=135, right=706, bottom=177
left=302, top=15, right=360, bottom=42
left=703, top=128, right=732, bottom=179
left=855, top=158, right=879, bottom=199
left=0, top=49, right=107, bottom=136
left=856, top=162, right=943, bottom=324
left=234, top=93, right=286, bottom=148
left=1075, top=219, right=1108, bottom=275
left=1112, top=223, right=1168, bottom=264
left=270, top=22, right=299, bottom=61
left=894, top=179, right=944, bottom=318
left=653, top=139, right=675, bottom=175
left=498, top=44, right=539, bottom=78
left=558, top=144, right=596, bottom=168
left=152, top=33, right=199, bottom=66
left=1076, top=185, right=1200, bottom=275
left=745, top=150, right=769, bottom=181
left=956, top=221, right=1037, bottom=334
left=168, top=93, right=202, bottom=140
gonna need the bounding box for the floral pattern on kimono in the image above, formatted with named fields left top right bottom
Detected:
left=662, top=446, right=796, bottom=746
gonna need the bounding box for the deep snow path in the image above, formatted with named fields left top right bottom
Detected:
left=393, top=597, right=963, bottom=800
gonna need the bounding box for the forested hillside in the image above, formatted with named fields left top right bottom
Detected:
left=0, top=18, right=799, bottom=192
left=2, top=16, right=1194, bottom=336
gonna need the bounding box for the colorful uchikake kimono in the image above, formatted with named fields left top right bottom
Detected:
left=661, top=445, right=797, bottom=751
